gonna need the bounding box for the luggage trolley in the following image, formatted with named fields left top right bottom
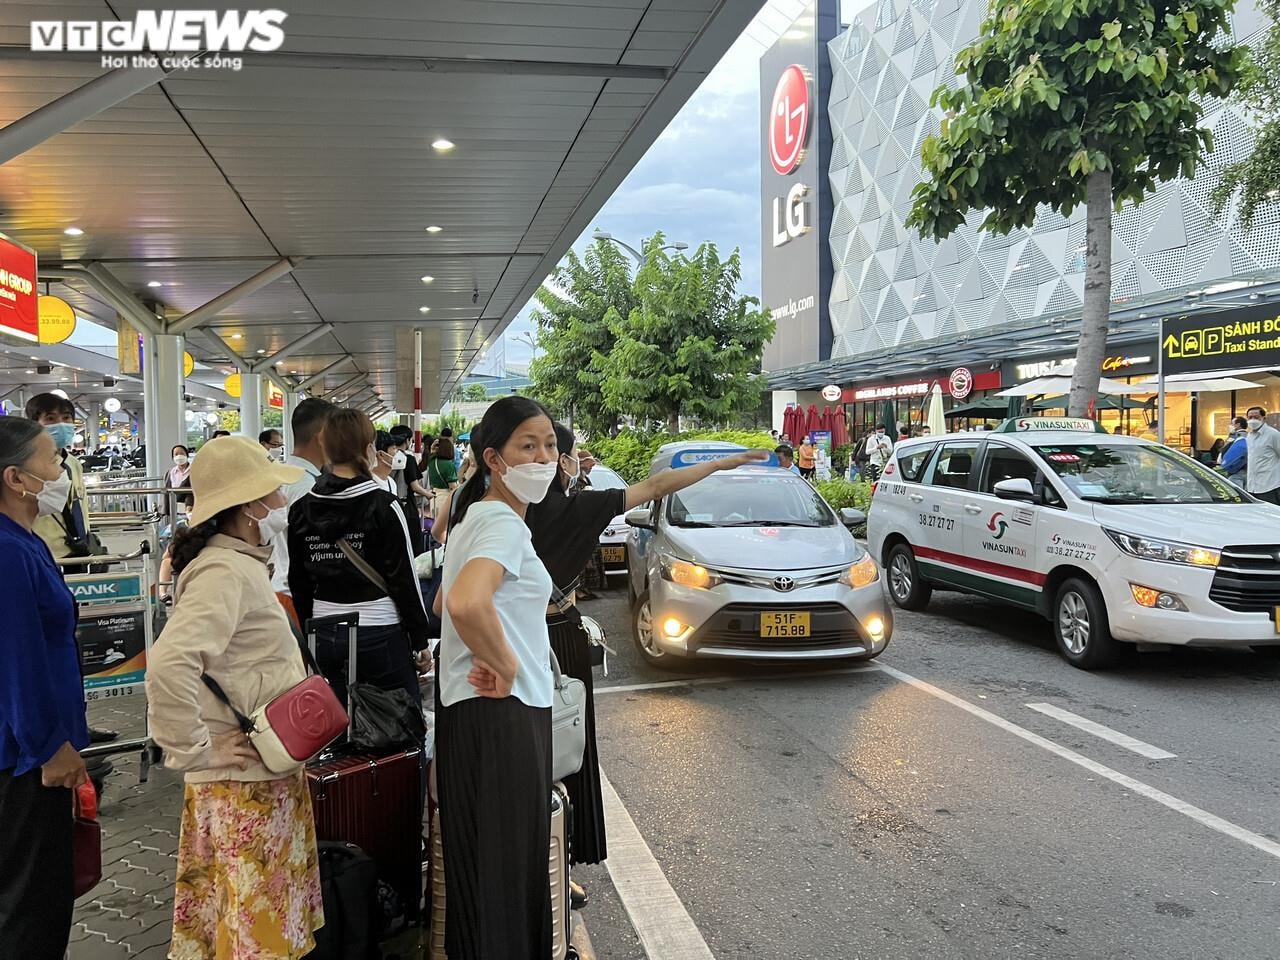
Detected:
left=60, top=536, right=163, bottom=783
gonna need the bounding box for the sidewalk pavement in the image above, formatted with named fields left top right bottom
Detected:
left=72, top=697, right=597, bottom=960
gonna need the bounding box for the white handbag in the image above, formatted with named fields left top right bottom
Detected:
left=551, top=651, right=586, bottom=781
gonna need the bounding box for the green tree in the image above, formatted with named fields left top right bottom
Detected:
left=906, top=0, right=1245, bottom=416
left=528, top=239, right=636, bottom=436
left=600, top=236, right=775, bottom=434
left=1211, top=0, right=1280, bottom=227
left=462, top=383, right=489, bottom=402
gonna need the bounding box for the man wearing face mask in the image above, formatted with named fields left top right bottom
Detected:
left=864, top=424, right=893, bottom=482
left=1220, top=416, right=1249, bottom=489
left=1244, top=406, right=1280, bottom=503
left=25, top=394, right=92, bottom=564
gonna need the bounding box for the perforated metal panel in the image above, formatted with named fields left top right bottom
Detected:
left=824, top=0, right=1280, bottom=361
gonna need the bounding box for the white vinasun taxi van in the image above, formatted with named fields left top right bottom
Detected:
left=867, top=418, right=1280, bottom=668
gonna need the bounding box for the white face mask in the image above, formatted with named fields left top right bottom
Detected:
left=366, top=444, right=379, bottom=472
left=245, top=501, right=288, bottom=545
left=391, top=450, right=408, bottom=471
left=22, top=469, right=72, bottom=517
left=173, top=454, right=189, bottom=466
left=496, top=457, right=558, bottom=505
left=1249, top=418, right=1264, bottom=432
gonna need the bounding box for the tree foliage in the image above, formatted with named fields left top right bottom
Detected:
left=1210, top=0, right=1280, bottom=227
left=528, top=239, right=636, bottom=437
left=600, top=235, right=775, bottom=434
left=907, top=0, right=1245, bottom=415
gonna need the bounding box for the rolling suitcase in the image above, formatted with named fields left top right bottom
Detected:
left=427, top=779, right=577, bottom=960
left=306, top=614, right=425, bottom=923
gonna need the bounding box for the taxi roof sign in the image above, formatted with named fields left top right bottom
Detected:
left=650, top=444, right=780, bottom=475
left=996, top=417, right=1109, bottom=434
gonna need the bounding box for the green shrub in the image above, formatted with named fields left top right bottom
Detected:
left=590, top=428, right=776, bottom=483
left=813, top=477, right=873, bottom=512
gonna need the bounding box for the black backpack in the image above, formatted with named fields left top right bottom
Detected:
left=309, top=842, right=380, bottom=960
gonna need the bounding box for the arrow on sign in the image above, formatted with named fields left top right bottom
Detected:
left=1162, top=334, right=1182, bottom=358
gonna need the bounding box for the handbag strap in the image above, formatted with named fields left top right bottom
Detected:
left=201, top=632, right=326, bottom=736
left=548, top=575, right=581, bottom=614
left=338, top=538, right=390, bottom=594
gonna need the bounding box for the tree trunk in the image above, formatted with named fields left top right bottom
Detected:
left=1069, top=168, right=1113, bottom=418
left=668, top=410, right=680, bottom=435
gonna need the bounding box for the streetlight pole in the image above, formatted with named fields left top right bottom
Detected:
left=592, top=229, right=689, bottom=264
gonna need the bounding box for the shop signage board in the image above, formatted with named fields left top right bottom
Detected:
left=811, top=430, right=832, bottom=454
left=1161, top=312, right=1280, bottom=375
left=760, top=0, right=838, bottom=372
left=1015, top=354, right=1152, bottom=381
left=948, top=367, right=973, bottom=399
left=0, top=232, right=38, bottom=342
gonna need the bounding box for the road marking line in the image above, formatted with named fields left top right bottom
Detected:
left=875, top=662, right=1280, bottom=862
left=599, top=771, right=715, bottom=960
left=1025, top=702, right=1177, bottom=760
left=596, top=664, right=879, bottom=696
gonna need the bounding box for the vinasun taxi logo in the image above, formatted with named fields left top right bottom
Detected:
left=30, top=9, right=287, bottom=71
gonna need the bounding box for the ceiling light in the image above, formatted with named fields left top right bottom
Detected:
left=421, top=275, right=434, bottom=284
left=147, top=280, right=163, bottom=288
left=63, top=226, right=84, bottom=236
left=425, top=225, right=443, bottom=234
left=431, top=138, right=455, bottom=152
left=419, top=306, right=431, bottom=314
left=256, top=349, right=266, bottom=355
left=25, top=369, right=34, bottom=374
left=230, top=333, right=243, bottom=340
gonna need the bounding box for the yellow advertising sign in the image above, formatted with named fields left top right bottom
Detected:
left=117, top=317, right=141, bottom=374
left=224, top=372, right=241, bottom=398
left=37, top=295, right=76, bottom=344
left=183, top=351, right=194, bottom=377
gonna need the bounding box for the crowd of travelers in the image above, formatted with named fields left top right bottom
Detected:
left=0, top=388, right=764, bottom=959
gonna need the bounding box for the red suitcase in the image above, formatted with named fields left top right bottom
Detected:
left=306, top=615, right=425, bottom=922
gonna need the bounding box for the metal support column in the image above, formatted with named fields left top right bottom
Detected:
left=414, top=328, right=423, bottom=454
left=283, top=390, right=299, bottom=453
left=86, top=400, right=102, bottom=451
left=144, top=333, right=186, bottom=475
left=240, top=373, right=264, bottom=442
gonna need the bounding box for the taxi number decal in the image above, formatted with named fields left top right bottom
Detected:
left=918, top=513, right=955, bottom=531
left=1046, top=545, right=1096, bottom=561
left=888, top=482, right=907, bottom=496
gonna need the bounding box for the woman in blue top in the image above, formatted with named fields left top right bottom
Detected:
left=436, top=396, right=560, bottom=959
left=0, top=417, right=91, bottom=959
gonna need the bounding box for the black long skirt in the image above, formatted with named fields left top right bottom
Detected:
left=436, top=695, right=552, bottom=959
left=0, top=769, right=74, bottom=960
left=548, top=615, right=607, bottom=865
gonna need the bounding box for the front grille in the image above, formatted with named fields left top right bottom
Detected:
left=1209, top=545, right=1280, bottom=613
left=690, top=603, right=864, bottom=652
left=717, top=566, right=846, bottom=591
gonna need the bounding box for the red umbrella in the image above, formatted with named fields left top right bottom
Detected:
left=832, top=409, right=848, bottom=447
left=805, top=404, right=822, bottom=439
left=821, top=406, right=835, bottom=438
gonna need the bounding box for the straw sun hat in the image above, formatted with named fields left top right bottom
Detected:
left=188, top=435, right=304, bottom=527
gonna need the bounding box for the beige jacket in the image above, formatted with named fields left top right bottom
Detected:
left=146, top=534, right=307, bottom=783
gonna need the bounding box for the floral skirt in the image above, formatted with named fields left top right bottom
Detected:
left=170, top=772, right=323, bottom=960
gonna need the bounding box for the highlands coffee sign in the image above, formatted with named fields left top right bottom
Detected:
left=760, top=0, right=837, bottom=373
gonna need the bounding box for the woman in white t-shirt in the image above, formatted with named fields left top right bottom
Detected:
left=435, top=396, right=560, bottom=959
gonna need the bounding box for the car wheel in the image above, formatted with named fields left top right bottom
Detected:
left=886, top=543, right=931, bottom=611
left=1053, top=577, right=1119, bottom=670
left=632, top=591, right=678, bottom=670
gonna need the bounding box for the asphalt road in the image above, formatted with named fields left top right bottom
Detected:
left=573, top=577, right=1280, bottom=960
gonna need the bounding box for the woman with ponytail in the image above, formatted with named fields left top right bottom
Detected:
left=434, top=396, right=560, bottom=958
left=145, top=436, right=323, bottom=959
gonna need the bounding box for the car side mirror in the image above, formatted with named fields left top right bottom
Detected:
left=839, top=507, right=867, bottom=527
left=625, top=507, right=655, bottom=530
left=994, top=477, right=1036, bottom=502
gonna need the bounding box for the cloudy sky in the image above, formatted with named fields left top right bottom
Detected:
left=490, top=0, right=873, bottom=373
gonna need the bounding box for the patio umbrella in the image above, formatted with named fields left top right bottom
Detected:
left=945, top=398, right=1012, bottom=419
left=997, top=375, right=1146, bottom=397
left=805, top=403, right=822, bottom=439
left=1031, top=394, right=1149, bottom=411
left=926, top=383, right=947, bottom=435
left=832, top=410, right=848, bottom=447
left=880, top=400, right=897, bottom=434
left=1134, top=375, right=1261, bottom=392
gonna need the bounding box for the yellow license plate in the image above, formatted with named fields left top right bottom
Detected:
left=601, top=546, right=626, bottom=564
left=760, top=612, right=811, bottom=638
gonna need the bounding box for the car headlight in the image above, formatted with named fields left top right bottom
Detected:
left=840, top=553, right=879, bottom=588
left=1104, top=530, right=1220, bottom=567
left=659, top=554, right=722, bottom=589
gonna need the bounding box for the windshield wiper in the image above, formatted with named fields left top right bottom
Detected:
left=714, top=520, right=820, bottom=527
left=671, top=520, right=717, bottom=528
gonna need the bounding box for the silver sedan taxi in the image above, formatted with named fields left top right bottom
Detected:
left=624, top=442, right=892, bottom=666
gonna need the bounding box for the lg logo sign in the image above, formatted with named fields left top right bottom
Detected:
left=768, top=64, right=812, bottom=248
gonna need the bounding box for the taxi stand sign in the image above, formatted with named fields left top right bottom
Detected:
left=997, top=417, right=1109, bottom=434
left=669, top=448, right=781, bottom=469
